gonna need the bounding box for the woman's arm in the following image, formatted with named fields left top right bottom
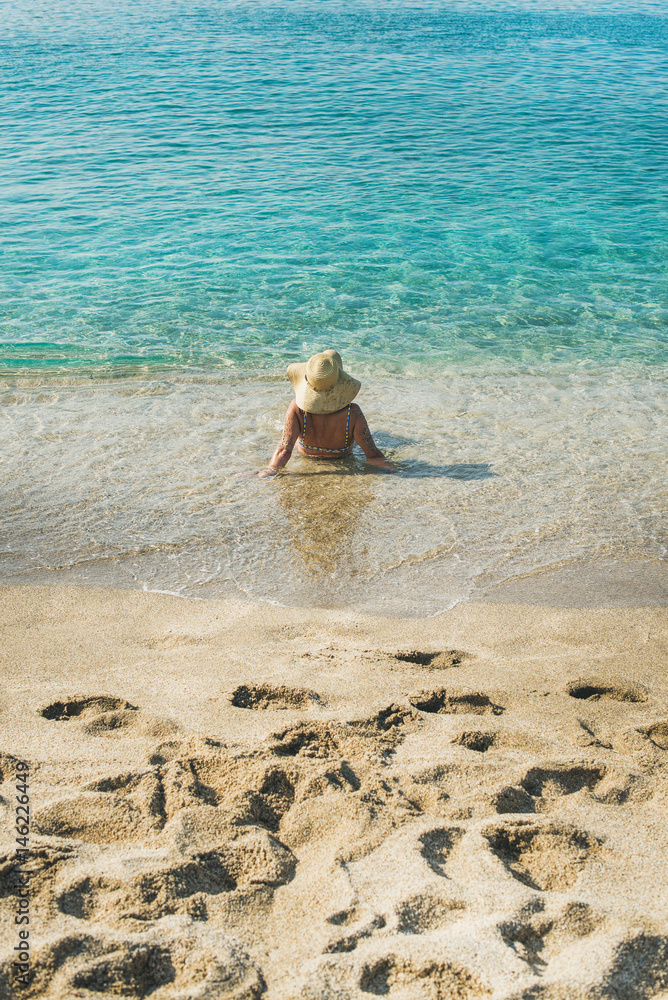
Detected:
left=259, top=402, right=301, bottom=477
left=351, top=405, right=397, bottom=470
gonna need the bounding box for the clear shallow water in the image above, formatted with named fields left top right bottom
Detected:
left=1, top=367, right=665, bottom=614
left=1, top=0, right=666, bottom=613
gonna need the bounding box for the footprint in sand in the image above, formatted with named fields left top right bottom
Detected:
left=513, top=758, right=652, bottom=809
left=452, top=731, right=498, bottom=753
left=34, top=788, right=157, bottom=844
left=229, top=683, right=322, bottom=710
left=183, top=753, right=314, bottom=832
left=483, top=821, right=603, bottom=892
left=392, top=649, right=472, bottom=669
left=302, top=951, right=488, bottom=1000
left=499, top=922, right=668, bottom=999
left=639, top=720, right=668, bottom=750
left=407, top=688, right=504, bottom=716
left=34, top=749, right=312, bottom=843
left=149, top=749, right=357, bottom=833
left=492, top=762, right=613, bottom=816
left=267, top=713, right=420, bottom=765
left=34, top=757, right=214, bottom=843
left=324, top=913, right=387, bottom=954
left=39, top=695, right=178, bottom=739
left=263, top=706, right=423, bottom=762
left=83, top=711, right=179, bottom=738
left=56, top=826, right=296, bottom=924
left=576, top=718, right=613, bottom=749
left=499, top=898, right=604, bottom=971
left=493, top=785, right=536, bottom=814
left=357, top=704, right=422, bottom=733
left=394, top=892, right=466, bottom=933
left=358, top=955, right=489, bottom=999
left=565, top=678, right=648, bottom=703
left=0, top=843, right=79, bottom=920
left=40, top=695, right=135, bottom=720
left=520, top=762, right=607, bottom=799
left=0, top=920, right=266, bottom=1000
left=599, top=932, right=668, bottom=999
left=417, top=827, right=465, bottom=877
left=346, top=704, right=423, bottom=755
left=57, top=853, right=234, bottom=922
left=268, top=721, right=340, bottom=759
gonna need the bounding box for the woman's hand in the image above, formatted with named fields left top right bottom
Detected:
left=368, top=456, right=398, bottom=472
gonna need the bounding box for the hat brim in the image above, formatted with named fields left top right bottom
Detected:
left=287, top=362, right=361, bottom=414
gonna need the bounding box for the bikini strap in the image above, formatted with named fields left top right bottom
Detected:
left=299, top=405, right=351, bottom=453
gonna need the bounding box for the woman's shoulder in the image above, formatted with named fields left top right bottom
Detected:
left=284, top=400, right=303, bottom=428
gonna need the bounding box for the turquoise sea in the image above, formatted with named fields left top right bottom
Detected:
left=1, top=0, right=666, bottom=614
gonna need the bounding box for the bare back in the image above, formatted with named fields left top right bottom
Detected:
left=260, top=400, right=395, bottom=475
left=295, top=404, right=353, bottom=458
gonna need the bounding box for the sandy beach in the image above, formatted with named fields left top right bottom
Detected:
left=1, top=584, right=667, bottom=999
left=4, top=1, right=668, bottom=997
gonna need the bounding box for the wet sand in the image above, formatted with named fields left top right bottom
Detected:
left=1, top=585, right=667, bottom=999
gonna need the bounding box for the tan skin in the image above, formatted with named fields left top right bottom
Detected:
left=259, top=400, right=397, bottom=477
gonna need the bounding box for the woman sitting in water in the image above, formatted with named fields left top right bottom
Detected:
left=259, top=350, right=397, bottom=477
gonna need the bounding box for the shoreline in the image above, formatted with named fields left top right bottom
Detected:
left=0, top=551, right=666, bottom=619
left=1, top=584, right=667, bottom=998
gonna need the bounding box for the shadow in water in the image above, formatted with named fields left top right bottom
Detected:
left=373, top=432, right=415, bottom=449
left=275, top=468, right=373, bottom=578
left=399, top=461, right=496, bottom=480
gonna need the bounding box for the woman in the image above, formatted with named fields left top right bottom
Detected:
left=260, top=350, right=396, bottom=476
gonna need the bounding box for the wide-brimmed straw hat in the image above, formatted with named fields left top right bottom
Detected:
left=287, top=350, right=361, bottom=414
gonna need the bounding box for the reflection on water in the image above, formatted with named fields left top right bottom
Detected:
left=276, top=464, right=373, bottom=581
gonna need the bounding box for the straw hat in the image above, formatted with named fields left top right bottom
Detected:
left=287, top=350, right=361, bottom=414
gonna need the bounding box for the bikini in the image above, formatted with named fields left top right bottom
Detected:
left=299, top=405, right=352, bottom=455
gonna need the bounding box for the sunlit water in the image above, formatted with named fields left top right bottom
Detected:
left=1, top=0, right=666, bottom=614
